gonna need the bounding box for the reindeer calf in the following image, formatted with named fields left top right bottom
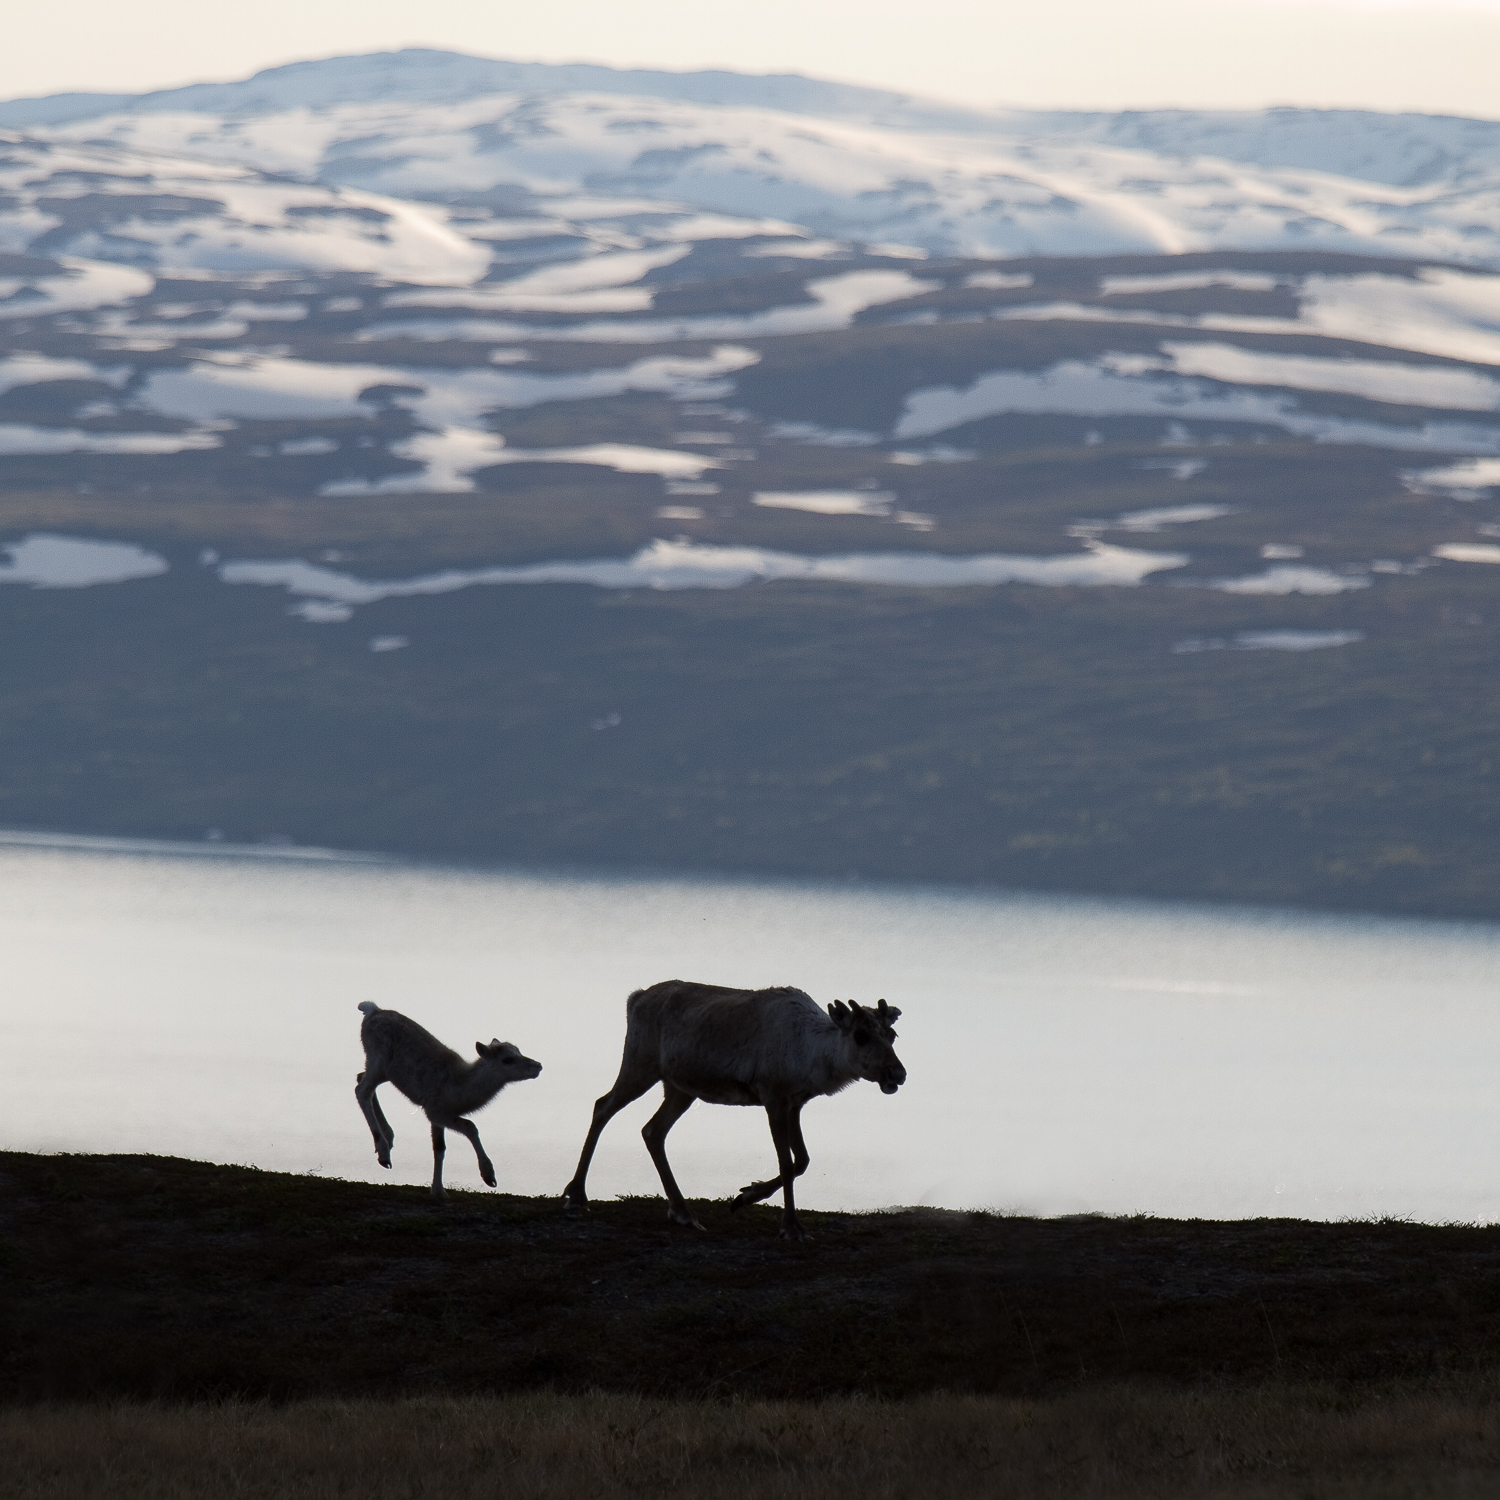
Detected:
left=355, top=1001, right=541, bottom=1198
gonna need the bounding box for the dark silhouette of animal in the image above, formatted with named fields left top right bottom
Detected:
left=561, top=981, right=906, bottom=1239
left=355, top=1001, right=541, bottom=1198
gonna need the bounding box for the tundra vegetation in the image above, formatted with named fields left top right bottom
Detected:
left=12, top=1385, right=1500, bottom=1498
left=0, top=249, right=1498, bottom=919
left=6, top=1151, right=1500, bottom=1495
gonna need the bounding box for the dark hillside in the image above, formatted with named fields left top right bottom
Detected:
left=6, top=1152, right=1500, bottom=1403
left=0, top=503, right=1496, bottom=917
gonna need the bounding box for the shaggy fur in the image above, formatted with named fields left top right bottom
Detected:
left=561, top=980, right=905, bottom=1239
left=355, top=1002, right=541, bottom=1198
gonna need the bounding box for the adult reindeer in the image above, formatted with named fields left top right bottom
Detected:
left=355, top=1002, right=542, bottom=1198
left=561, top=981, right=906, bottom=1240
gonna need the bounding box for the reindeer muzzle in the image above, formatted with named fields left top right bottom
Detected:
left=879, top=1062, right=907, bottom=1095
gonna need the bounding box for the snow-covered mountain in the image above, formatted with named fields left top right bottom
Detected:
left=5, top=49, right=1500, bottom=266
left=5, top=51, right=1500, bottom=915
left=0, top=134, right=488, bottom=285
left=0, top=50, right=949, bottom=133
left=4, top=48, right=1500, bottom=542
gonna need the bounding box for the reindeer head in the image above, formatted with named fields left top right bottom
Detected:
left=475, top=1039, right=543, bottom=1084
left=826, top=998, right=906, bottom=1094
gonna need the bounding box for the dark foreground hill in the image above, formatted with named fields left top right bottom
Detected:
left=15, top=1152, right=1500, bottom=1497
left=7, top=1151, right=1500, bottom=1403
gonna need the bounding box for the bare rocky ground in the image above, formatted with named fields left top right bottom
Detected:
left=6, top=1151, right=1500, bottom=1403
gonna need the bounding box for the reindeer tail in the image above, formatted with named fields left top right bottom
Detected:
left=357, top=1001, right=380, bottom=1017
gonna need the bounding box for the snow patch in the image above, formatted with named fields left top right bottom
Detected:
left=221, top=537, right=1188, bottom=608
left=1159, top=342, right=1500, bottom=411
left=1199, top=566, right=1371, bottom=596
left=1174, top=630, right=1364, bottom=653
left=488, top=441, right=722, bottom=477
left=1107, top=503, right=1235, bottom=532
left=0, top=534, right=168, bottom=587
left=1101, top=271, right=1280, bottom=295
left=320, top=427, right=500, bottom=495
left=0, top=258, right=153, bottom=321
left=0, top=425, right=220, bottom=455
left=752, top=490, right=895, bottom=516
left=965, top=271, right=1034, bottom=290
left=1404, top=458, right=1500, bottom=498
left=1433, top=543, right=1500, bottom=564
left=896, top=359, right=1500, bottom=454
left=0, top=354, right=128, bottom=391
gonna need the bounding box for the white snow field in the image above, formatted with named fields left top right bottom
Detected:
left=0, top=134, right=486, bottom=285
left=1, top=48, right=1499, bottom=620
left=15, top=53, right=1500, bottom=265
left=1, top=52, right=1499, bottom=499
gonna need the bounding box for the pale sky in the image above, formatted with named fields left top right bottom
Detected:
left=6, top=0, right=1500, bottom=118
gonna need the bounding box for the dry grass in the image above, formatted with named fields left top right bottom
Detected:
left=5, top=1385, right=1500, bottom=1500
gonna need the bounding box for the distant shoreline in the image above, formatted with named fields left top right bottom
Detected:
left=3, top=820, right=1499, bottom=933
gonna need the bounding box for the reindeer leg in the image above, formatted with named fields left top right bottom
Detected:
left=731, top=1168, right=783, bottom=1210
left=732, top=1099, right=810, bottom=1211
left=437, top=1114, right=496, bottom=1190
left=430, top=1121, right=447, bottom=1199
left=641, top=1084, right=704, bottom=1230
left=787, top=1100, right=811, bottom=1185
left=562, top=1052, right=661, bottom=1210
left=766, top=1097, right=808, bottom=1241
left=370, top=1091, right=395, bottom=1153
left=355, top=1071, right=393, bottom=1169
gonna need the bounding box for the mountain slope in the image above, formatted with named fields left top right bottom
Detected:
left=6, top=49, right=1500, bottom=263
left=1, top=53, right=1500, bottom=912
left=0, top=49, right=943, bottom=132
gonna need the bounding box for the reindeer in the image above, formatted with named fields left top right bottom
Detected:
left=561, top=981, right=905, bottom=1239
left=355, top=1001, right=542, bottom=1199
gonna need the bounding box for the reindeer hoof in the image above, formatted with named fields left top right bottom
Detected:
left=668, top=1206, right=707, bottom=1231
left=731, top=1180, right=774, bottom=1212
left=779, top=1223, right=811, bottom=1242
left=480, top=1164, right=497, bottom=1189
left=561, top=1185, right=590, bottom=1212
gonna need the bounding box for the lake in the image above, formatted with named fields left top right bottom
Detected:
left=2, top=831, right=1498, bottom=1223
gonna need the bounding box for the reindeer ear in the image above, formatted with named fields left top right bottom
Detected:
left=827, top=1000, right=854, bottom=1032
left=475, top=1041, right=492, bottom=1058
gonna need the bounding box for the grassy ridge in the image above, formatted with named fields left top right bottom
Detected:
left=10, top=1151, right=1500, bottom=1496
left=7, top=1153, right=1500, bottom=1406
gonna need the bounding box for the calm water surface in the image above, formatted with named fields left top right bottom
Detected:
left=3, top=833, right=1498, bottom=1222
